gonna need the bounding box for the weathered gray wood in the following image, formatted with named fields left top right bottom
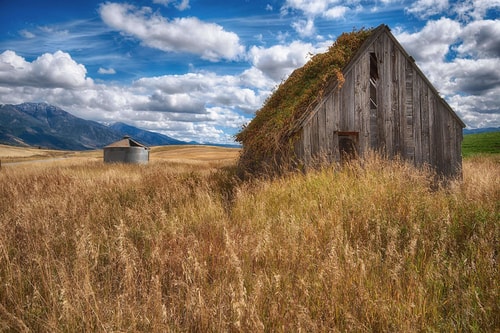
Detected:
left=325, top=94, right=335, bottom=160
left=405, top=58, right=415, bottom=162
left=294, top=26, right=464, bottom=177
left=421, top=78, right=431, bottom=164
left=355, top=56, right=370, bottom=153
left=301, top=121, right=310, bottom=164
left=318, top=102, right=326, bottom=156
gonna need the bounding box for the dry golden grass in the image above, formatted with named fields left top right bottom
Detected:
left=0, top=144, right=76, bottom=163
left=151, top=145, right=240, bottom=167
left=0, top=145, right=240, bottom=167
left=0, top=150, right=498, bottom=332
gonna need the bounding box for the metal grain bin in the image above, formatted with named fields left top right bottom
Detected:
left=103, top=136, right=150, bottom=164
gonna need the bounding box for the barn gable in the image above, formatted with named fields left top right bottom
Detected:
left=236, top=24, right=465, bottom=177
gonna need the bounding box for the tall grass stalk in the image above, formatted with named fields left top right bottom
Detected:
left=0, top=156, right=498, bottom=331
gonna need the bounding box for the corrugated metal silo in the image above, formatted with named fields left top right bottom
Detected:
left=103, top=136, right=150, bottom=164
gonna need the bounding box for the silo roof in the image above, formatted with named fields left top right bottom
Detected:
left=104, top=136, right=149, bottom=148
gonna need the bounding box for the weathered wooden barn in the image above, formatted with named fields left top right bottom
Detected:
left=237, top=24, right=465, bottom=177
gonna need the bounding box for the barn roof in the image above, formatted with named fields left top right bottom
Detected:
left=104, top=136, right=149, bottom=149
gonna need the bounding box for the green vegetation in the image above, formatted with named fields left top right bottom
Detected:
left=236, top=27, right=374, bottom=174
left=462, top=131, right=500, bottom=157
left=1, top=154, right=498, bottom=331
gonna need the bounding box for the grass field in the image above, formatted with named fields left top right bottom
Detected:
left=0, top=145, right=498, bottom=331
left=0, top=144, right=240, bottom=166
left=462, top=131, right=500, bottom=157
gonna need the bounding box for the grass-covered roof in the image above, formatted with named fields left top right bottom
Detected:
left=236, top=27, right=375, bottom=174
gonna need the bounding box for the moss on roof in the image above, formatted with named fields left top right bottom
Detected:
left=236, top=27, right=374, bottom=174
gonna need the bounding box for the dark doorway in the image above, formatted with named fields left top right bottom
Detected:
left=337, top=132, right=359, bottom=162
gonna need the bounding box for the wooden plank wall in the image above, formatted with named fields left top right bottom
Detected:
left=296, top=30, right=463, bottom=176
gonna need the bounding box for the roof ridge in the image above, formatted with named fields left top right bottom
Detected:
left=105, top=136, right=149, bottom=148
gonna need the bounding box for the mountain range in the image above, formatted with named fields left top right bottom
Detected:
left=0, top=103, right=188, bottom=150
left=463, top=127, right=500, bottom=135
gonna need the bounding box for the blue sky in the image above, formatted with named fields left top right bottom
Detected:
left=1, top=0, right=499, bottom=143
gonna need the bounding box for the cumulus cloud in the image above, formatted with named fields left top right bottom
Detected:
left=454, top=0, right=500, bottom=21
left=324, top=6, right=348, bottom=19
left=423, top=58, right=500, bottom=96
left=406, top=0, right=450, bottom=19
left=396, top=18, right=461, bottom=62
left=239, top=67, right=276, bottom=90
left=281, top=0, right=352, bottom=37
left=0, top=50, right=92, bottom=88
left=451, top=59, right=500, bottom=95
left=457, top=20, right=500, bottom=58
left=134, top=72, right=219, bottom=94
left=141, top=92, right=205, bottom=113
left=448, top=92, right=500, bottom=128
left=99, top=2, right=244, bottom=61
left=407, top=0, right=500, bottom=22
left=134, top=72, right=267, bottom=114
left=248, top=40, right=325, bottom=81
left=291, top=19, right=316, bottom=37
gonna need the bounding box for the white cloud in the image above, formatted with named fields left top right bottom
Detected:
left=99, top=2, right=244, bottom=61
left=0, top=50, right=92, bottom=88
left=396, top=18, right=461, bottom=62
left=449, top=92, right=500, bottom=129
left=291, top=19, right=316, bottom=37
left=176, top=0, right=190, bottom=11
left=153, top=0, right=190, bottom=11
left=134, top=71, right=267, bottom=114
left=239, top=67, right=276, bottom=90
left=324, top=5, right=348, bottom=19
left=98, top=67, right=116, bottom=75
left=457, top=20, right=500, bottom=58
left=426, top=58, right=500, bottom=96
left=406, top=0, right=450, bottom=19
left=281, top=0, right=353, bottom=36
left=248, top=40, right=326, bottom=81
left=283, top=0, right=330, bottom=17
left=207, top=106, right=249, bottom=128
left=141, top=91, right=206, bottom=113
left=454, top=0, right=500, bottom=21
left=281, top=0, right=363, bottom=37
left=134, top=72, right=221, bottom=94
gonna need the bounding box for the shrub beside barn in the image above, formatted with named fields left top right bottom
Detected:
left=236, top=24, right=465, bottom=177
